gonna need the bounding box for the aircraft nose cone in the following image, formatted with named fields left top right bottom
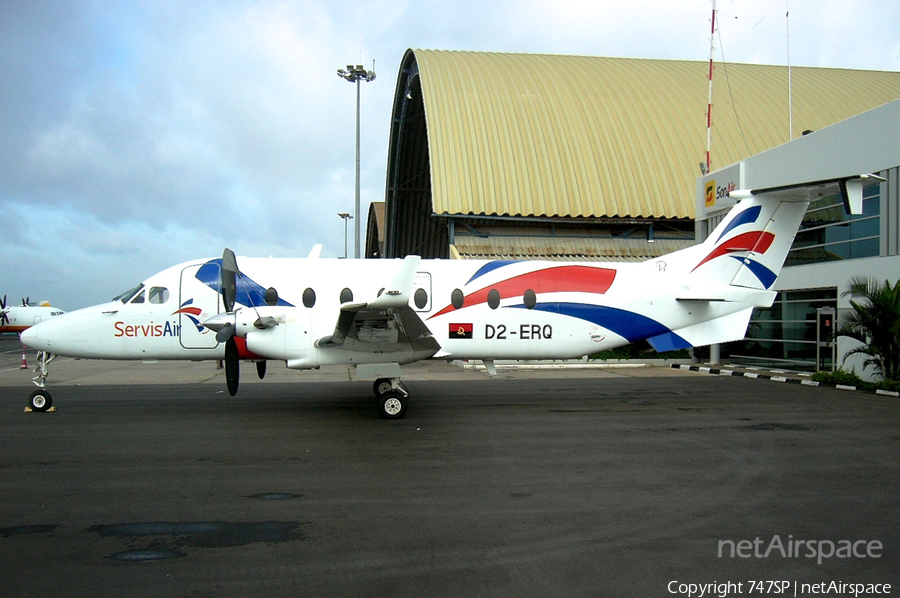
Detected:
left=20, top=323, right=43, bottom=350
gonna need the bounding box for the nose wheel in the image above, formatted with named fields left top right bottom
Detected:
left=28, top=389, right=53, bottom=412
left=26, top=351, right=56, bottom=412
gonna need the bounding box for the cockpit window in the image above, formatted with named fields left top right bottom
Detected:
left=149, top=287, right=170, bottom=304
left=130, top=290, right=146, bottom=304
left=113, top=284, right=144, bottom=304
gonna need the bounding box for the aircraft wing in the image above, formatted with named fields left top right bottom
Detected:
left=315, top=256, right=441, bottom=357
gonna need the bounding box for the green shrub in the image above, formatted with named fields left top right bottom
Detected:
left=588, top=342, right=690, bottom=361
left=811, top=370, right=864, bottom=387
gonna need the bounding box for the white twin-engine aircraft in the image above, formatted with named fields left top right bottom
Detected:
left=21, top=175, right=873, bottom=418
left=0, top=296, right=65, bottom=335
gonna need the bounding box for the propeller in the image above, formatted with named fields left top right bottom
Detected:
left=0, top=295, right=9, bottom=326
left=219, top=249, right=241, bottom=396
left=221, top=250, right=239, bottom=312
left=223, top=332, right=240, bottom=396
left=208, top=249, right=280, bottom=395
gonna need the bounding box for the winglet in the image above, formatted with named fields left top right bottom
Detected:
left=839, top=175, right=885, bottom=215
left=368, top=256, right=421, bottom=309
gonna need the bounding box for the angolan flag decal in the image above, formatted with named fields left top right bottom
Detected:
left=450, top=323, right=473, bottom=339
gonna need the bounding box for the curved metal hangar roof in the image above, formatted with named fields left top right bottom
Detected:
left=383, top=49, right=900, bottom=257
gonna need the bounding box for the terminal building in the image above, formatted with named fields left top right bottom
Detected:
left=697, top=100, right=900, bottom=376
left=369, top=49, right=900, bottom=377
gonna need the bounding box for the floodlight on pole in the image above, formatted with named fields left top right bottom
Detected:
left=336, top=61, right=376, bottom=259
left=337, top=212, right=352, bottom=259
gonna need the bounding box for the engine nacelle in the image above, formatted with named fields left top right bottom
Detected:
left=243, top=308, right=313, bottom=363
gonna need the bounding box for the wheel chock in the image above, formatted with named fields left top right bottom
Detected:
left=23, top=406, right=58, bottom=413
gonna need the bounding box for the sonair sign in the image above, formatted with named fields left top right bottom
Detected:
left=697, top=163, right=743, bottom=218
left=704, top=179, right=735, bottom=208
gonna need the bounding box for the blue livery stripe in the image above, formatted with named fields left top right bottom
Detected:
left=515, top=302, right=672, bottom=343
left=196, top=259, right=294, bottom=308
left=716, top=205, right=761, bottom=242
left=647, top=331, right=693, bottom=352
left=728, top=256, right=778, bottom=289
left=466, top=260, right=522, bottom=285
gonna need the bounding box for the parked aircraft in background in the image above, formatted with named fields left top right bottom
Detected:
left=20, top=174, right=875, bottom=417
left=1, top=296, right=65, bottom=335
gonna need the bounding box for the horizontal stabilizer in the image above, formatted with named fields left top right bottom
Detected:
left=676, top=285, right=776, bottom=307
left=729, top=173, right=884, bottom=215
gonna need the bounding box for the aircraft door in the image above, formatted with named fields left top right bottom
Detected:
left=179, top=263, right=221, bottom=349
left=412, top=272, right=432, bottom=312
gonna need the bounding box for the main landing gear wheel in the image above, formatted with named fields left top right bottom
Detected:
left=373, top=378, right=392, bottom=397
left=373, top=378, right=409, bottom=398
left=29, top=389, right=52, bottom=412
left=378, top=390, right=408, bottom=420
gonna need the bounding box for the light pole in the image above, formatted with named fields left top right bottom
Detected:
left=337, top=212, right=352, bottom=259
left=337, top=62, right=375, bottom=259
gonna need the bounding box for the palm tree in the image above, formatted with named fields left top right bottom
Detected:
left=834, top=276, right=900, bottom=382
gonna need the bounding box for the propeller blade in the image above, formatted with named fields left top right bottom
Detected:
left=256, top=360, right=267, bottom=380
left=224, top=337, right=240, bottom=396
left=1, top=295, right=6, bottom=309
left=221, top=249, right=239, bottom=313
left=215, top=322, right=236, bottom=343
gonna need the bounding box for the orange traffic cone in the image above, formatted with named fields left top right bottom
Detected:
left=20, top=347, right=28, bottom=369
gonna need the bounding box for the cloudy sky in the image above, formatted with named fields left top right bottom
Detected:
left=2, top=0, right=898, bottom=309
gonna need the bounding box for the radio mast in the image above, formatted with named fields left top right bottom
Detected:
left=705, top=0, right=717, bottom=174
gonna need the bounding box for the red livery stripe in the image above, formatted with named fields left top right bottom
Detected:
left=431, top=265, right=616, bottom=319
left=692, top=231, right=775, bottom=272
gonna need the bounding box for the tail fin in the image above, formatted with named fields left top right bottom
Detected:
left=683, top=174, right=876, bottom=292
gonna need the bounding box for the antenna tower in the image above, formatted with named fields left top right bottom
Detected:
left=705, top=0, right=717, bottom=173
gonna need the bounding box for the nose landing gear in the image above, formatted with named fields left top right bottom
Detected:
left=27, top=351, right=56, bottom=412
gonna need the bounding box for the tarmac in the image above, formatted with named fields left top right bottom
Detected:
left=0, top=336, right=898, bottom=597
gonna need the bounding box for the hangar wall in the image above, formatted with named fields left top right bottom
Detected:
left=377, top=49, right=900, bottom=262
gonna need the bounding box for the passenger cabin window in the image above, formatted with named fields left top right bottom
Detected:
left=414, top=288, right=428, bottom=310
left=340, top=288, right=353, bottom=304
left=303, top=288, right=316, bottom=308
left=524, top=289, right=537, bottom=309
left=149, top=287, right=170, bottom=304
left=487, top=289, right=500, bottom=310
left=451, top=289, right=464, bottom=309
